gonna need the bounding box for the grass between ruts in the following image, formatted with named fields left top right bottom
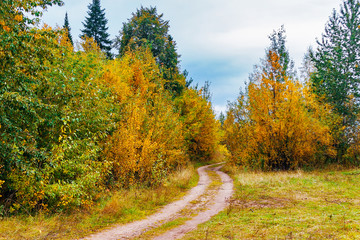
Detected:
left=134, top=167, right=224, bottom=239
left=182, top=165, right=360, bottom=240
left=0, top=163, right=200, bottom=240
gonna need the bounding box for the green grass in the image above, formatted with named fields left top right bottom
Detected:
left=133, top=217, right=191, bottom=240
left=134, top=166, right=224, bottom=239
left=182, top=166, right=360, bottom=239
left=0, top=164, right=198, bottom=240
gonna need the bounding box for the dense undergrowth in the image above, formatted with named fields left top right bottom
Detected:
left=223, top=1, right=360, bottom=170
left=0, top=1, right=222, bottom=215
left=0, top=164, right=199, bottom=239
left=3, top=2, right=360, bottom=239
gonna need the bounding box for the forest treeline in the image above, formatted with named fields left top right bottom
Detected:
left=0, top=1, right=221, bottom=214
left=224, top=0, right=360, bottom=170
left=2, top=0, right=360, bottom=215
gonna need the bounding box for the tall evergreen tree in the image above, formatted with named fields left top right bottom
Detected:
left=311, top=0, right=360, bottom=160
left=219, top=112, right=225, bottom=127
left=63, top=12, right=73, bottom=45
left=267, top=25, right=296, bottom=80
left=250, top=26, right=295, bottom=84
left=80, top=0, right=112, bottom=58
left=114, top=6, right=184, bottom=95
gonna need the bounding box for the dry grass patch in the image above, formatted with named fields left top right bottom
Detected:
left=135, top=165, right=224, bottom=239
left=0, top=164, right=198, bottom=240
left=233, top=196, right=291, bottom=210
left=182, top=165, right=360, bottom=240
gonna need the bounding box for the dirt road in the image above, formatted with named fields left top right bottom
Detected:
left=82, top=163, right=233, bottom=240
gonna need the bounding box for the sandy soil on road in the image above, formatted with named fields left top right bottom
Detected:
left=82, top=163, right=233, bottom=240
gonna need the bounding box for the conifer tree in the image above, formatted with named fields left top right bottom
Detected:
left=267, top=25, right=296, bottom=80
left=80, top=0, right=112, bottom=58
left=224, top=34, right=335, bottom=170
left=250, top=26, right=295, bottom=84
left=114, top=6, right=185, bottom=95
left=63, top=12, right=73, bottom=45
left=219, top=112, right=225, bottom=127
left=311, top=0, right=360, bottom=160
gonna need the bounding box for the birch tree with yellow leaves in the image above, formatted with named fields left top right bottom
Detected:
left=225, top=28, right=337, bottom=170
left=176, top=87, right=221, bottom=163
left=103, top=49, right=188, bottom=187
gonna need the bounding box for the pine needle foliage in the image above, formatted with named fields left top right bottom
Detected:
left=80, top=0, right=112, bottom=58
left=311, top=0, right=360, bottom=162
left=115, top=6, right=185, bottom=96
left=63, top=12, right=73, bottom=45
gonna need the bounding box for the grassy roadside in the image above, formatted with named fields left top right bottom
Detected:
left=0, top=164, right=199, bottom=240
left=134, top=168, right=224, bottom=239
left=182, top=165, right=360, bottom=239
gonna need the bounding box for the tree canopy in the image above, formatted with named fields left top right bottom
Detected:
left=224, top=29, right=335, bottom=170
left=80, top=0, right=112, bottom=58
left=311, top=0, right=360, bottom=160
left=114, top=6, right=185, bottom=95
left=63, top=12, right=73, bottom=45
left=0, top=1, right=221, bottom=214
left=250, top=26, right=296, bottom=84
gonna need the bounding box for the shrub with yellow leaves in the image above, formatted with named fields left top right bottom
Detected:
left=0, top=0, right=221, bottom=214
left=0, top=16, right=114, bottom=212
left=176, top=87, right=221, bottom=162
left=225, top=51, right=337, bottom=170
left=104, top=49, right=188, bottom=187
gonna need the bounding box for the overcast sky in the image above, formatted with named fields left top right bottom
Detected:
left=41, top=0, right=342, bottom=115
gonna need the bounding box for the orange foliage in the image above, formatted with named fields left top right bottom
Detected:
left=80, top=35, right=103, bottom=54
left=225, top=51, right=336, bottom=170
left=176, top=88, right=221, bottom=162
left=103, top=49, right=187, bottom=187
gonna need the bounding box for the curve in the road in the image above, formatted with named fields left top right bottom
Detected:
left=82, top=164, right=220, bottom=240
left=153, top=165, right=234, bottom=240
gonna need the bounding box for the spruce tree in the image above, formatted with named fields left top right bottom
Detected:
left=80, top=0, right=112, bottom=58
left=267, top=25, right=296, bottom=81
left=114, top=6, right=184, bottom=95
left=311, top=0, right=360, bottom=160
left=219, top=112, right=225, bottom=127
left=250, top=26, right=295, bottom=84
left=63, top=12, right=73, bottom=45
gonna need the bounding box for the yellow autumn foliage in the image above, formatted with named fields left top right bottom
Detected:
left=0, top=21, right=116, bottom=212
left=0, top=0, right=222, bottom=214
left=225, top=51, right=336, bottom=170
left=14, top=15, right=23, bottom=22
left=176, top=88, right=221, bottom=162
left=104, top=49, right=188, bottom=187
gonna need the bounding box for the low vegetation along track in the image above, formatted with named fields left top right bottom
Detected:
left=82, top=163, right=233, bottom=240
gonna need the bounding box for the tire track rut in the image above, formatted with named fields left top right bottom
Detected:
left=82, top=163, right=233, bottom=240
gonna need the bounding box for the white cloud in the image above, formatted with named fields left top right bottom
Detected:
left=213, top=104, right=228, bottom=117
left=41, top=0, right=342, bottom=108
